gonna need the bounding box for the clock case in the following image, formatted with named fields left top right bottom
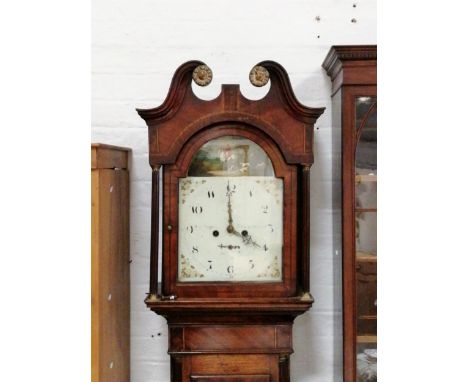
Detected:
left=137, top=61, right=324, bottom=382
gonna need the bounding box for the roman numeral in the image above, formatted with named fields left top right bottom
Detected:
left=191, top=206, right=203, bottom=214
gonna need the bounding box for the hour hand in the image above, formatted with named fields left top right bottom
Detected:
left=230, top=227, right=242, bottom=238
left=244, top=233, right=261, bottom=248
left=231, top=228, right=261, bottom=248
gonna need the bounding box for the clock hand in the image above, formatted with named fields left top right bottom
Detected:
left=231, top=227, right=261, bottom=248
left=227, top=195, right=234, bottom=233
left=231, top=227, right=242, bottom=238
left=244, top=234, right=261, bottom=248
left=225, top=181, right=259, bottom=247
left=226, top=181, right=235, bottom=234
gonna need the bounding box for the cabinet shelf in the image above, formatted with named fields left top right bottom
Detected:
left=356, top=254, right=377, bottom=262
left=355, top=207, right=377, bottom=213
left=357, top=335, right=377, bottom=344
left=356, top=174, right=377, bottom=183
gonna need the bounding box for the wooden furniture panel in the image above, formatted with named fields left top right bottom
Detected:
left=91, top=143, right=131, bottom=382
left=169, top=325, right=292, bottom=353
left=185, top=326, right=275, bottom=352
left=191, top=375, right=271, bottom=382
left=190, top=354, right=275, bottom=376
left=92, top=143, right=129, bottom=170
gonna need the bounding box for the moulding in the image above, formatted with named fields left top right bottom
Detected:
left=322, top=45, right=377, bottom=81
left=136, top=60, right=325, bottom=165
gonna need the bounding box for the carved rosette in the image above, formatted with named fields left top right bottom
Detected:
left=249, top=65, right=270, bottom=87
left=192, top=64, right=212, bottom=86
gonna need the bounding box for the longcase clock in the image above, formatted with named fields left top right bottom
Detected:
left=137, top=61, right=324, bottom=382
left=322, top=45, right=377, bottom=382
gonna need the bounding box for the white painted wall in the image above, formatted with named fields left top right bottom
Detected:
left=92, top=1, right=376, bottom=381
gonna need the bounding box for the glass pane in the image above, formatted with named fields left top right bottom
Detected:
left=179, top=136, right=283, bottom=283
left=355, top=97, right=377, bottom=173
left=356, top=212, right=377, bottom=257
left=355, top=96, right=377, bottom=380
left=357, top=343, right=377, bottom=382
left=355, top=96, right=377, bottom=255
left=188, top=136, right=275, bottom=177
left=356, top=173, right=377, bottom=209
left=355, top=96, right=377, bottom=211
left=356, top=260, right=377, bottom=335
left=355, top=97, right=376, bottom=129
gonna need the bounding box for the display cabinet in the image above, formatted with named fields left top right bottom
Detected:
left=322, top=46, right=377, bottom=382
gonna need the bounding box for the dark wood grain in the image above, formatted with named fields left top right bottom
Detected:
left=323, top=45, right=377, bottom=382
left=278, top=355, right=290, bottom=382
left=149, top=165, right=160, bottom=297
left=299, top=164, right=311, bottom=295
left=190, top=354, right=274, bottom=376
left=171, top=356, right=183, bottom=382
left=191, top=376, right=270, bottom=382
left=168, top=325, right=292, bottom=354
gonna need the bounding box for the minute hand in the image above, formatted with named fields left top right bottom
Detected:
left=227, top=194, right=234, bottom=232
left=226, top=181, right=235, bottom=233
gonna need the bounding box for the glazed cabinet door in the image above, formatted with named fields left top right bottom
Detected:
left=354, top=95, right=377, bottom=381
left=324, top=43, right=378, bottom=382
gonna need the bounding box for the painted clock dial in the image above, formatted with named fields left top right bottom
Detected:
left=178, top=136, right=283, bottom=282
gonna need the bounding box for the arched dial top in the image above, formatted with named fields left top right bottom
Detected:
left=178, top=136, right=283, bottom=282
left=188, top=136, right=275, bottom=177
